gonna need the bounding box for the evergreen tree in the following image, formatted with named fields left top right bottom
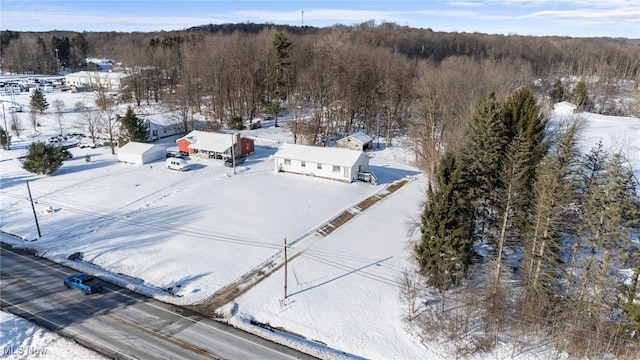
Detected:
left=118, top=107, right=147, bottom=146
left=416, top=151, right=472, bottom=291
left=564, top=145, right=640, bottom=345
left=267, top=32, right=292, bottom=128
left=0, top=126, right=11, bottom=150
left=71, top=33, right=89, bottom=69
left=566, top=141, right=609, bottom=297
left=573, top=81, right=590, bottom=111
left=0, top=30, right=20, bottom=48
left=30, top=88, right=49, bottom=114
left=550, top=79, right=565, bottom=103
left=493, top=133, right=533, bottom=288
left=571, top=143, right=639, bottom=302
left=228, top=116, right=244, bottom=130
left=520, top=121, right=582, bottom=308
left=457, top=93, right=509, bottom=239
left=502, top=87, right=549, bottom=233
left=22, top=141, right=68, bottom=175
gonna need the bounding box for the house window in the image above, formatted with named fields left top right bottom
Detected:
left=333, top=165, right=340, bottom=173
left=284, top=159, right=291, bottom=165
left=317, top=163, right=322, bottom=170
left=301, top=161, right=306, bottom=167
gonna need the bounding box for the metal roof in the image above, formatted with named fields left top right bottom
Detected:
left=274, top=143, right=367, bottom=167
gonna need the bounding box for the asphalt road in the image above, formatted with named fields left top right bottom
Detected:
left=0, top=243, right=317, bottom=360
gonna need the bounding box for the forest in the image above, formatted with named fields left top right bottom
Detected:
left=2, top=22, right=640, bottom=358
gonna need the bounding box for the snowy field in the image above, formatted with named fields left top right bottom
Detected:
left=1, top=89, right=639, bottom=359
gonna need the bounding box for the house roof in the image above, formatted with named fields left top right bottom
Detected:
left=340, top=131, right=373, bottom=145
left=178, top=130, right=234, bottom=153
left=119, top=141, right=166, bottom=155
left=274, top=143, right=367, bottom=167
left=145, top=112, right=206, bottom=127
left=65, top=71, right=130, bottom=80
left=145, top=112, right=178, bottom=126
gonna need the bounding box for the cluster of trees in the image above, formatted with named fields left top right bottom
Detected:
left=415, top=88, right=640, bottom=358
left=1, top=31, right=89, bottom=74
left=2, top=24, right=638, bottom=143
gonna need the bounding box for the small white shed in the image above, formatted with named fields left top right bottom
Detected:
left=117, top=142, right=166, bottom=165
left=274, top=143, right=369, bottom=183
left=336, top=131, right=373, bottom=151
left=553, top=101, right=578, bottom=115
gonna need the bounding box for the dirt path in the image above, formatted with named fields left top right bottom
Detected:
left=192, top=177, right=413, bottom=316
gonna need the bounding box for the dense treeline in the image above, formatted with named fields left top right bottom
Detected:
left=2, top=23, right=639, bottom=358
left=415, top=89, right=640, bottom=358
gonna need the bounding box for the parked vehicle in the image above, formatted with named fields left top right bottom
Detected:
left=64, top=274, right=103, bottom=295
left=165, top=151, right=185, bottom=159
left=224, top=155, right=247, bottom=167
left=166, top=158, right=190, bottom=171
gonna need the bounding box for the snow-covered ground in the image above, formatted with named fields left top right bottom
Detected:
left=0, top=310, right=107, bottom=360
left=1, top=89, right=639, bottom=359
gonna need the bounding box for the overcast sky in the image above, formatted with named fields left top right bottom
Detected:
left=1, top=0, right=638, bottom=38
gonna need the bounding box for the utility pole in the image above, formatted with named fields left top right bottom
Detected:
left=2, top=103, right=9, bottom=150
left=230, top=134, right=236, bottom=175
left=284, top=237, right=288, bottom=299
left=26, top=181, right=42, bottom=238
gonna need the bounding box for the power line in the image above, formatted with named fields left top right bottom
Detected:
left=1, top=191, right=282, bottom=250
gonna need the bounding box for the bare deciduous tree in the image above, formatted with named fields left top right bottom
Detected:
left=52, top=98, right=65, bottom=135
left=75, top=101, right=100, bottom=143
left=95, top=90, right=120, bottom=154
left=399, top=268, right=422, bottom=321
left=10, top=113, right=21, bottom=137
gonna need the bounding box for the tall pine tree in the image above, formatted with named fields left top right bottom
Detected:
left=550, top=79, right=566, bottom=103
left=573, top=81, right=590, bottom=111
left=30, top=88, right=49, bottom=114
left=416, top=151, right=472, bottom=292
left=457, top=93, right=510, bottom=242
left=118, top=107, right=147, bottom=146
left=493, top=133, right=533, bottom=288
left=502, top=87, right=549, bottom=235
left=267, top=32, right=292, bottom=128
left=520, top=121, right=582, bottom=310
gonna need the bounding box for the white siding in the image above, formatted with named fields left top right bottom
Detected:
left=117, top=142, right=166, bottom=164
left=273, top=143, right=369, bottom=183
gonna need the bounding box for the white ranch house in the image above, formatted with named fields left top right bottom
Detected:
left=274, top=143, right=370, bottom=183
left=144, top=112, right=206, bottom=141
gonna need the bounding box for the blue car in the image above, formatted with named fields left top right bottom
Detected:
left=63, top=274, right=103, bottom=295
